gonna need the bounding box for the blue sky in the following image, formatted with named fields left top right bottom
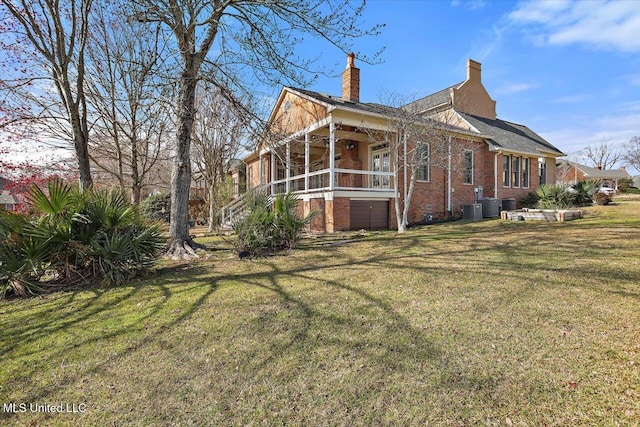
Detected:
left=305, top=0, right=640, bottom=172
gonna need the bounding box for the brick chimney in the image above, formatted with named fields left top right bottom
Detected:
left=596, top=163, right=602, bottom=170
left=342, top=53, right=360, bottom=102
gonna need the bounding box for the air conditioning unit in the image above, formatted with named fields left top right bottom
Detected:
left=501, top=198, right=516, bottom=211
left=462, top=203, right=482, bottom=220
left=479, top=198, right=499, bottom=218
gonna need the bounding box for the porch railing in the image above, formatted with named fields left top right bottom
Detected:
left=268, top=168, right=395, bottom=195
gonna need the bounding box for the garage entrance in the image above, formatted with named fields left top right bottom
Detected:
left=349, top=200, right=389, bottom=230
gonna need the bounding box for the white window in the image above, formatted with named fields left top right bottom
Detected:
left=503, top=155, right=511, bottom=187
left=522, top=158, right=530, bottom=188
left=512, top=156, right=521, bottom=188
left=370, top=143, right=390, bottom=189
left=463, top=150, right=474, bottom=185
left=416, top=143, right=430, bottom=182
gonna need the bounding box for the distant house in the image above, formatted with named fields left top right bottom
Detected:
left=0, top=177, right=19, bottom=211
left=227, top=54, right=564, bottom=232
left=556, top=161, right=631, bottom=189
left=0, top=191, right=18, bottom=211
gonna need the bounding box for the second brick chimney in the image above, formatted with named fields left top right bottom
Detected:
left=342, top=53, right=360, bottom=102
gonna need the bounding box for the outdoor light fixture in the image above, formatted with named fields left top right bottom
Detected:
left=345, top=142, right=355, bottom=150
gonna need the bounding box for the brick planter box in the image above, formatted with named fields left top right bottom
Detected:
left=501, top=209, right=583, bottom=222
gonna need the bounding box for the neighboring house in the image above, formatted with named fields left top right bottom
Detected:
left=0, top=190, right=18, bottom=211
left=0, top=177, right=20, bottom=211
left=556, top=161, right=631, bottom=189
left=232, top=54, right=564, bottom=232
left=633, top=175, right=640, bottom=189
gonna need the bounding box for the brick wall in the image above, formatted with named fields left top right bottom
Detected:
left=333, top=197, right=351, bottom=231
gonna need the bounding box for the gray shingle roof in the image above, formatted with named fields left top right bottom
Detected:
left=290, top=87, right=404, bottom=117
left=403, top=83, right=462, bottom=113
left=558, top=161, right=631, bottom=179
left=286, top=87, right=564, bottom=157
left=458, top=112, right=564, bottom=156
left=0, top=191, right=17, bottom=205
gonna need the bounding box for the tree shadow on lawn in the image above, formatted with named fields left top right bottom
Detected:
left=3, top=215, right=639, bottom=423
left=0, top=265, right=220, bottom=415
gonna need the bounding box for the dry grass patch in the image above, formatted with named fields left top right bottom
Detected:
left=1, top=197, right=639, bottom=425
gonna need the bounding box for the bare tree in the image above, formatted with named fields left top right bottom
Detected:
left=133, top=0, right=382, bottom=258
left=361, top=93, right=471, bottom=233
left=623, top=136, right=640, bottom=173
left=85, top=2, right=174, bottom=204
left=0, top=0, right=94, bottom=190
left=191, top=85, right=246, bottom=231
left=583, top=139, right=622, bottom=170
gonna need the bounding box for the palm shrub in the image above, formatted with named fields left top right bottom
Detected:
left=571, top=180, right=598, bottom=206
left=536, top=184, right=573, bottom=209
left=140, top=192, right=171, bottom=222
left=519, top=191, right=540, bottom=209
left=0, top=180, right=165, bottom=298
left=232, top=191, right=316, bottom=257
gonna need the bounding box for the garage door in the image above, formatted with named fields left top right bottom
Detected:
left=350, top=200, right=389, bottom=230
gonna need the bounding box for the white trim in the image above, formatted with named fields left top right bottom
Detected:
left=329, top=122, right=335, bottom=191
left=304, top=133, right=310, bottom=192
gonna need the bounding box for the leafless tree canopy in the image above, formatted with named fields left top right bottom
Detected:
left=85, top=2, right=174, bottom=203
left=1, top=0, right=94, bottom=190
left=583, top=139, right=622, bottom=170
left=191, top=85, right=247, bottom=230
left=131, top=0, right=382, bottom=258
left=623, top=136, right=640, bottom=172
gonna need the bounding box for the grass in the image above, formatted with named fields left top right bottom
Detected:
left=1, top=198, right=639, bottom=426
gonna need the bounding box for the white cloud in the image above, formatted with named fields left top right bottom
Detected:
left=509, top=0, right=640, bottom=52
left=451, top=0, right=487, bottom=11
left=553, top=94, right=592, bottom=104
left=495, top=82, right=537, bottom=95
left=626, top=74, right=640, bottom=87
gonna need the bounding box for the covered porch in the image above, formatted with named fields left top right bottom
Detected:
left=258, top=119, right=396, bottom=198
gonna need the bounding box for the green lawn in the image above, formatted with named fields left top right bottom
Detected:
left=1, top=198, right=639, bottom=426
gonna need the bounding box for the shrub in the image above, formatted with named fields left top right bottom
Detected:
left=0, top=180, right=165, bottom=298
left=571, top=180, right=597, bottom=206
left=593, top=192, right=612, bottom=205
left=140, top=192, right=171, bottom=222
left=617, top=178, right=633, bottom=193
left=232, top=191, right=316, bottom=257
left=519, top=191, right=540, bottom=209
left=536, top=184, right=573, bottom=209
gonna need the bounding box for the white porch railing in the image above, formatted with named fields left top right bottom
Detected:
left=268, top=168, right=395, bottom=195
left=219, top=169, right=395, bottom=230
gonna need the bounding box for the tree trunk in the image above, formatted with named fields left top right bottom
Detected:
left=207, top=184, right=216, bottom=232
left=166, top=68, right=201, bottom=259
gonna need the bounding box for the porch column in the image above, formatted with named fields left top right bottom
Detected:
left=329, top=122, right=335, bottom=191
left=304, top=133, right=309, bottom=192
left=286, top=141, right=291, bottom=193
left=259, top=154, right=264, bottom=185
left=270, top=151, right=276, bottom=195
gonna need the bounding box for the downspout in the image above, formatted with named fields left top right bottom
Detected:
left=494, top=152, right=499, bottom=199
left=447, top=135, right=452, bottom=216
left=403, top=131, right=407, bottom=227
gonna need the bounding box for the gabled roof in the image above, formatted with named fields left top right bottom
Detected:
left=403, top=83, right=462, bottom=113
left=290, top=87, right=402, bottom=117
left=458, top=112, right=564, bottom=156
left=557, top=161, right=631, bottom=179
left=0, top=190, right=17, bottom=205
left=271, top=87, right=564, bottom=158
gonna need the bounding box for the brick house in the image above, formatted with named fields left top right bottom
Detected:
left=556, top=161, right=631, bottom=189
left=230, top=54, right=564, bottom=232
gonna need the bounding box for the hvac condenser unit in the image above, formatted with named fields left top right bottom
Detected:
left=501, top=198, right=516, bottom=211
left=479, top=198, right=499, bottom=218
left=462, top=203, right=482, bottom=220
